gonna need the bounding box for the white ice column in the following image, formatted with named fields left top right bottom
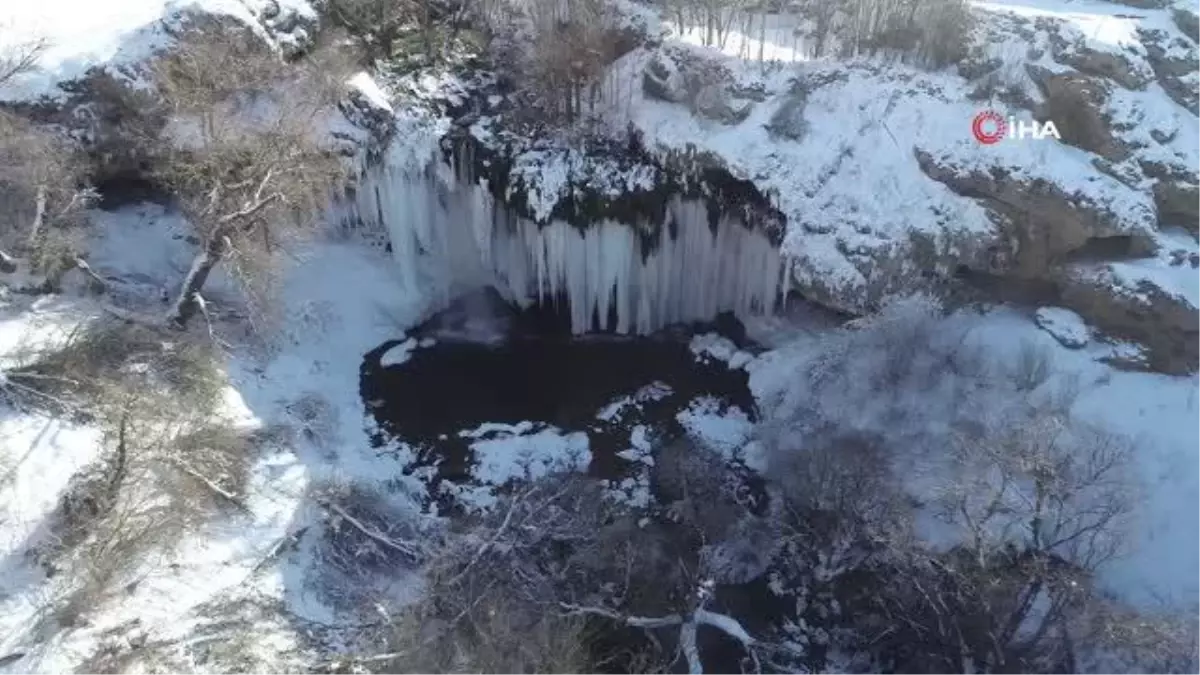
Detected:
left=358, top=142, right=786, bottom=334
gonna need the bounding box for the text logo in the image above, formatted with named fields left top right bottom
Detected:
left=971, top=110, right=1061, bottom=144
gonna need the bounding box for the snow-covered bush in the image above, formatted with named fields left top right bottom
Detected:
left=1078, top=598, right=1200, bottom=674
left=1, top=319, right=246, bottom=633
left=324, top=0, right=421, bottom=62
left=3, top=319, right=225, bottom=415
left=348, top=474, right=621, bottom=673
left=751, top=294, right=1165, bottom=672
left=310, top=477, right=430, bottom=611
left=324, top=0, right=476, bottom=66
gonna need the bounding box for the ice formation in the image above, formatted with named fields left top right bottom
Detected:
left=351, top=140, right=786, bottom=334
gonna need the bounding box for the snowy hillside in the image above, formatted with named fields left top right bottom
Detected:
left=0, top=0, right=317, bottom=102
left=329, top=0, right=1198, bottom=372
left=614, top=0, right=1199, bottom=316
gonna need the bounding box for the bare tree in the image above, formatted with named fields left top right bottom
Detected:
left=324, top=0, right=469, bottom=65
left=147, top=21, right=350, bottom=329
left=337, top=464, right=801, bottom=674
left=517, top=0, right=623, bottom=127
left=0, top=32, right=93, bottom=283
left=872, top=398, right=1131, bottom=669
left=0, top=112, right=93, bottom=286
left=0, top=34, right=47, bottom=89
left=325, top=0, right=414, bottom=61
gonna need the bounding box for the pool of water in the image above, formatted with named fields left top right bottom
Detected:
left=360, top=288, right=758, bottom=491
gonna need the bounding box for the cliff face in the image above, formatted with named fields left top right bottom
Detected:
left=8, top=0, right=1192, bottom=362
left=356, top=0, right=1195, bottom=366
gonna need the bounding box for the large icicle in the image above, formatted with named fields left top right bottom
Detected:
left=352, top=145, right=786, bottom=335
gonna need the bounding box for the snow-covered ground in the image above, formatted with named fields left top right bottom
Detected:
left=747, top=301, right=1199, bottom=609
left=0, top=204, right=436, bottom=671
left=598, top=0, right=1197, bottom=312
left=0, top=0, right=317, bottom=102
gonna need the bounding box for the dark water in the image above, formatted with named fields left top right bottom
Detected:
left=359, top=289, right=791, bottom=673
left=360, top=288, right=758, bottom=488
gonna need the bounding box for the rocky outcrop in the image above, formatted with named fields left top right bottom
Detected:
left=1034, top=306, right=1090, bottom=348
left=1173, top=8, right=1200, bottom=43
left=1049, top=38, right=1152, bottom=91
left=1104, top=0, right=1170, bottom=8
left=1152, top=181, right=1200, bottom=234
left=641, top=50, right=754, bottom=126
left=914, top=150, right=1158, bottom=274
left=1058, top=49, right=1150, bottom=90
left=1137, top=28, right=1200, bottom=115
left=1056, top=269, right=1198, bottom=373
left=1031, top=70, right=1130, bottom=161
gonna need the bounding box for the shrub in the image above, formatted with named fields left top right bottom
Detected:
left=0, top=110, right=91, bottom=279
left=5, top=318, right=224, bottom=415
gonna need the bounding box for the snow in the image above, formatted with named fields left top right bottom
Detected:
left=602, top=426, right=657, bottom=508
left=466, top=424, right=590, bottom=485
left=1034, top=306, right=1090, bottom=348
left=0, top=0, right=315, bottom=102
left=379, top=337, right=417, bottom=367
left=0, top=412, right=106, bottom=660
left=676, top=396, right=754, bottom=460
left=1108, top=228, right=1200, bottom=310
left=747, top=301, right=1199, bottom=610
left=1107, top=85, right=1199, bottom=178
left=347, top=71, right=393, bottom=112
left=976, top=0, right=1158, bottom=53
left=690, top=333, right=756, bottom=369
left=595, top=382, right=673, bottom=422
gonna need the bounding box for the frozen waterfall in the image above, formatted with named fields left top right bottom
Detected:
left=351, top=141, right=787, bottom=335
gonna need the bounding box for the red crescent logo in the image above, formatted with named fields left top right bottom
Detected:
left=972, top=110, right=1007, bottom=145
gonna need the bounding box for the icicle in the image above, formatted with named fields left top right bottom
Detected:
left=354, top=138, right=784, bottom=336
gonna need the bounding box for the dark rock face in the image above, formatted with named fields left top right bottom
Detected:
left=440, top=129, right=787, bottom=247
left=1173, top=8, right=1200, bottom=43
left=1031, top=70, right=1130, bottom=162
left=640, top=49, right=755, bottom=126
left=1056, top=271, right=1199, bottom=374
left=1153, top=181, right=1200, bottom=235
left=914, top=149, right=1157, bottom=276
left=1137, top=28, right=1200, bottom=115
left=1103, top=0, right=1170, bottom=8
left=1053, top=45, right=1151, bottom=91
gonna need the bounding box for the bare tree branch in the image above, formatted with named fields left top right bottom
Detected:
left=0, top=37, right=47, bottom=87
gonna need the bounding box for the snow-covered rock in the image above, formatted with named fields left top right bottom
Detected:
left=379, top=337, right=417, bottom=367
left=1056, top=229, right=1198, bottom=373
left=1034, top=306, right=1090, bottom=348
left=0, top=0, right=318, bottom=102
